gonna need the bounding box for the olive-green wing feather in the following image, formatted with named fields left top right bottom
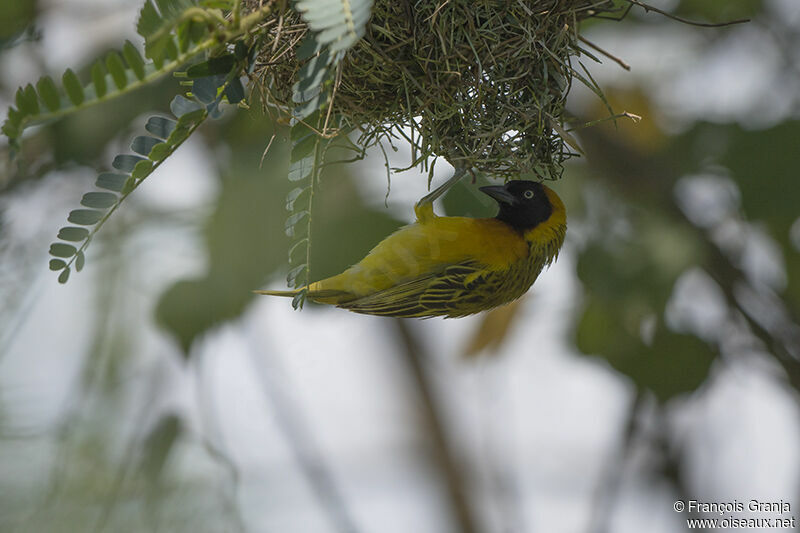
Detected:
left=337, top=262, right=488, bottom=318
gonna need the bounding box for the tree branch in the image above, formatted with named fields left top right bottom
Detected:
left=392, top=319, right=482, bottom=533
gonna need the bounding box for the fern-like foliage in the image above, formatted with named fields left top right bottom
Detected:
left=47, top=40, right=255, bottom=283
left=2, top=0, right=255, bottom=154
left=48, top=96, right=208, bottom=283
left=295, top=0, right=373, bottom=53
left=4, top=0, right=369, bottom=292
left=137, top=0, right=205, bottom=65
left=0, top=0, right=272, bottom=282
left=285, top=109, right=332, bottom=308
left=2, top=41, right=159, bottom=154
left=285, top=0, right=374, bottom=307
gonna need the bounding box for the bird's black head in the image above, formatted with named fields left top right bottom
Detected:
left=479, top=180, right=553, bottom=232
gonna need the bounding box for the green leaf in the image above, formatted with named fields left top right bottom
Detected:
left=186, top=54, right=236, bottom=78
left=113, top=154, right=146, bottom=172
left=91, top=61, right=107, bottom=98
left=575, top=293, right=715, bottom=402
left=6, top=32, right=216, bottom=150
left=62, top=68, right=85, bottom=106
left=137, top=0, right=161, bottom=41
left=139, top=0, right=199, bottom=65
left=166, top=123, right=191, bottom=145
left=49, top=259, right=67, bottom=271
left=192, top=75, right=224, bottom=103
left=36, top=76, right=60, bottom=112
left=149, top=143, right=172, bottom=161
left=17, top=84, right=39, bottom=115
left=174, top=107, right=206, bottom=126
left=224, top=77, right=245, bottom=104
left=122, top=176, right=136, bottom=195
left=131, top=159, right=155, bottom=180
left=187, top=18, right=208, bottom=45
left=284, top=109, right=329, bottom=296
left=296, top=48, right=331, bottom=94
left=123, top=40, right=146, bottom=80
left=329, top=32, right=362, bottom=53
left=206, top=99, right=223, bottom=119
left=170, top=95, right=202, bottom=117
left=295, top=36, right=321, bottom=61
left=132, top=135, right=162, bottom=156
left=2, top=115, right=20, bottom=140
left=295, top=0, right=373, bottom=49
left=293, top=83, right=321, bottom=105
left=290, top=128, right=320, bottom=156
left=155, top=155, right=290, bottom=352
left=156, top=0, right=194, bottom=21
left=13, top=89, right=26, bottom=114
left=106, top=51, right=128, bottom=90
left=286, top=264, right=307, bottom=286
left=47, top=68, right=210, bottom=283
left=81, top=192, right=117, bottom=209
left=7, top=107, right=22, bottom=124
left=96, top=173, right=129, bottom=192
left=292, top=289, right=308, bottom=310
left=58, top=268, right=71, bottom=284
left=50, top=243, right=77, bottom=258
left=293, top=95, right=323, bottom=121
left=140, top=414, right=181, bottom=481
left=163, top=36, right=179, bottom=61
left=285, top=211, right=309, bottom=237
left=288, top=155, right=315, bottom=182
left=139, top=1, right=177, bottom=62
left=57, top=226, right=90, bottom=241
left=68, top=209, right=104, bottom=226
left=646, top=329, right=714, bottom=402
left=145, top=116, right=176, bottom=139
left=176, top=18, right=192, bottom=53
left=286, top=187, right=309, bottom=211
left=285, top=213, right=310, bottom=237
left=234, top=41, right=248, bottom=60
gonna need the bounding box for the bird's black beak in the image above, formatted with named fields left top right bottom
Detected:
left=480, top=185, right=516, bottom=205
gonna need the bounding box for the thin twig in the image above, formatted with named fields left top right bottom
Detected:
left=93, top=377, right=162, bottom=533
left=578, top=35, right=630, bottom=71
left=625, top=0, right=750, bottom=28
left=588, top=389, right=646, bottom=533
left=392, top=319, right=482, bottom=533
left=259, top=131, right=277, bottom=168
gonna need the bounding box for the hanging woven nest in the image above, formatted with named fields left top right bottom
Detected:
left=247, top=0, right=620, bottom=180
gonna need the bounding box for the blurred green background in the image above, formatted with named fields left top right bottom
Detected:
left=1, top=1, right=799, bottom=532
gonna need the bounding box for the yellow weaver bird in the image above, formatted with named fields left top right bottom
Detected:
left=257, top=174, right=566, bottom=318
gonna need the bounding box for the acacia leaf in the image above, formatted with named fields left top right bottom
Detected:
left=68, top=209, right=104, bottom=226
left=62, top=68, right=84, bottom=106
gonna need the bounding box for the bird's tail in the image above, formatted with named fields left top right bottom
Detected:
left=253, top=289, right=301, bottom=297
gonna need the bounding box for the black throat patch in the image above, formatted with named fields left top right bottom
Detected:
left=494, top=182, right=553, bottom=232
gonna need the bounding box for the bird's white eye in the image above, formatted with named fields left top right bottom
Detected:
left=523, top=190, right=534, bottom=199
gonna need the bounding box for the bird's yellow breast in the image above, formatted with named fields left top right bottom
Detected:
left=311, top=216, right=529, bottom=298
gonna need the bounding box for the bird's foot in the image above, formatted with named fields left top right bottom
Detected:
left=414, top=167, right=468, bottom=222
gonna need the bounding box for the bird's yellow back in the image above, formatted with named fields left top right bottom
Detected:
left=312, top=216, right=530, bottom=297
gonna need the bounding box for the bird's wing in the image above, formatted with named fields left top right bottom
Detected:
left=337, top=261, right=488, bottom=318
